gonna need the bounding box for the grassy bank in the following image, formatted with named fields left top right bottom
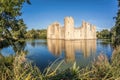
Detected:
left=49, top=47, right=120, bottom=79
left=0, top=46, right=120, bottom=80
left=98, top=39, right=113, bottom=44
left=0, top=52, right=45, bottom=80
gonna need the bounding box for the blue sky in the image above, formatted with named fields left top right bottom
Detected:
left=22, top=0, right=118, bottom=31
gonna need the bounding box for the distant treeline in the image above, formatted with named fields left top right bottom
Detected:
left=0, top=27, right=117, bottom=40
left=26, top=29, right=112, bottom=39
left=97, top=29, right=112, bottom=39
left=96, top=29, right=119, bottom=45
left=25, top=28, right=115, bottom=40
left=25, top=29, right=47, bottom=39
left=25, top=28, right=118, bottom=40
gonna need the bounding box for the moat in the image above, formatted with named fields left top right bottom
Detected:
left=1, top=39, right=113, bottom=71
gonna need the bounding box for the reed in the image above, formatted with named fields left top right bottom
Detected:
left=49, top=47, right=120, bottom=80
left=0, top=47, right=120, bottom=80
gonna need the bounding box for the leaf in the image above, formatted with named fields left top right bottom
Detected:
left=0, top=0, right=4, bottom=3
left=26, top=0, right=31, bottom=5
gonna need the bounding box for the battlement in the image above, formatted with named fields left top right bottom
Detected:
left=64, top=16, right=74, bottom=28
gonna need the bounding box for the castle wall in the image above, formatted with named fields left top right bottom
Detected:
left=59, top=27, right=65, bottom=39
left=74, top=29, right=81, bottom=39
left=47, top=22, right=61, bottom=39
left=47, top=17, right=96, bottom=40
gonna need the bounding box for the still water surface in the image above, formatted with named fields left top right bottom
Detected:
left=1, top=39, right=113, bottom=71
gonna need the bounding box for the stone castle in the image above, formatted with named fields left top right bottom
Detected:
left=47, top=17, right=96, bottom=40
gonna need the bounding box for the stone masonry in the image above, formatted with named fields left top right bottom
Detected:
left=47, top=17, right=96, bottom=40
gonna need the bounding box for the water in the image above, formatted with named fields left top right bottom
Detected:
left=0, top=39, right=113, bottom=71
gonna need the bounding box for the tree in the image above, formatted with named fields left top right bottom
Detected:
left=0, top=0, right=30, bottom=41
left=118, top=0, right=120, bottom=7
left=96, top=30, right=111, bottom=39
left=0, top=0, right=31, bottom=52
left=101, top=29, right=110, bottom=39
left=11, top=19, right=27, bottom=39
left=115, top=0, right=120, bottom=36
left=25, top=29, right=47, bottom=39
left=112, top=0, right=120, bottom=46
left=0, top=27, right=2, bottom=38
left=115, top=10, right=120, bottom=36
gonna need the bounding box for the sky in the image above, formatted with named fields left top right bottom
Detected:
left=21, top=0, right=118, bottom=31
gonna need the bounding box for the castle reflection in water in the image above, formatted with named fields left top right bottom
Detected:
left=47, top=39, right=96, bottom=62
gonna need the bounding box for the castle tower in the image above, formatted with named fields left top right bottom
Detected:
left=81, top=21, right=87, bottom=39
left=64, top=17, right=74, bottom=40
left=82, top=20, right=86, bottom=27
left=47, top=16, right=96, bottom=40
left=85, top=22, right=91, bottom=39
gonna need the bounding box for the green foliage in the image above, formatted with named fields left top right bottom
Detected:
left=111, top=0, right=120, bottom=46
left=0, top=39, right=10, bottom=48
left=0, top=27, right=3, bottom=38
left=115, top=10, right=120, bottom=36
left=0, top=0, right=30, bottom=43
left=97, top=29, right=111, bottom=39
left=49, top=49, right=120, bottom=80
left=0, top=52, right=45, bottom=80
left=25, top=29, right=47, bottom=39
left=1, top=48, right=120, bottom=80
left=118, top=0, right=120, bottom=7
left=11, top=19, right=27, bottom=39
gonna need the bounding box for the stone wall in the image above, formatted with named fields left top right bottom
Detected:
left=47, top=17, right=96, bottom=40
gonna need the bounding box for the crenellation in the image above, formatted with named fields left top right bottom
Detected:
left=47, top=17, right=96, bottom=40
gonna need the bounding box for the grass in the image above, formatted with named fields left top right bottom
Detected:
left=49, top=48, right=120, bottom=80
left=0, top=52, right=45, bottom=80
left=0, top=46, right=120, bottom=80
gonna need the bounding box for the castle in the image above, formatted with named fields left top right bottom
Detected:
left=47, top=17, right=96, bottom=40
